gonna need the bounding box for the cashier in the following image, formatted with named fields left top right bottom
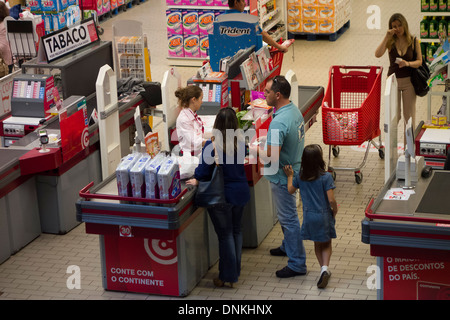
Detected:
left=175, top=86, right=206, bottom=156
left=228, top=0, right=289, bottom=53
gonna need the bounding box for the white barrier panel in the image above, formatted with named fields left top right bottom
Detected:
left=384, top=73, right=398, bottom=183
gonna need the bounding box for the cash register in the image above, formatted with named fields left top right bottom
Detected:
left=0, top=74, right=56, bottom=147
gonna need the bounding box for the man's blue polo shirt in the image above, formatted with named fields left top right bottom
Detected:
left=264, top=102, right=305, bottom=185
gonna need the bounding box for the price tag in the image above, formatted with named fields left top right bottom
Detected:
left=119, top=225, right=133, bottom=238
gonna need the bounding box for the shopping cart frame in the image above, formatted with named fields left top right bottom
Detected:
left=321, top=65, right=384, bottom=184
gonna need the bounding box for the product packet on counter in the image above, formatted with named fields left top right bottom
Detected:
left=144, top=132, right=159, bottom=158
left=144, top=153, right=166, bottom=200
left=157, top=156, right=181, bottom=200
left=116, top=153, right=142, bottom=197
left=129, top=154, right=152, bottom=198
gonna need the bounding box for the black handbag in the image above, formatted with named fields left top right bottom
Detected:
left=194, top=141, right=226, bottom=208
left=410, top=37, right=430, bottom=97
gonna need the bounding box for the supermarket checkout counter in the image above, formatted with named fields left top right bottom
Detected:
left=362, top=73, right=450, bottom=300
left=241, top=84, right=324, bottom=247
left=76, top=177, right=208, bottom=297
left=0, top=148, right=40, bottom=264
left=72, top=68, right=323, bottom=297
left=0, top=92, right=148, bottom=264
left=362, top=170, right=450, bottom=300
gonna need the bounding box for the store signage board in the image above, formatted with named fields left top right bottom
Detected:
left=37, top=17, right=99, bottom=63
left=382, top=257, right=450, bottom=300
left=209, top=13, right=262, bottom=71
left=103, top=235, right=179, bottom=296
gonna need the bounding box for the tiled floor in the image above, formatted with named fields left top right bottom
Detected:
left=0, top=0, right=435, bottom=300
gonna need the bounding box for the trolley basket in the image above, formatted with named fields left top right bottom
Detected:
left=321, top=65, right=384, bottom=184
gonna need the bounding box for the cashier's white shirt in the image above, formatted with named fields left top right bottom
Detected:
left=176, top=108, right=204, bottom=156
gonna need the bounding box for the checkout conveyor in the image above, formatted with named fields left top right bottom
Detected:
left=362, top=170, right=450, bottom=256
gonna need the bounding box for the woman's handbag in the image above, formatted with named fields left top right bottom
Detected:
left=194, top=141, right=227, bottom=208
left=411, top=37, right=430, bottom=97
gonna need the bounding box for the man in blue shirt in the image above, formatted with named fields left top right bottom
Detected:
left=256, top=75, right=307, bottom=278
left=228, top=0, right=289, bottom=53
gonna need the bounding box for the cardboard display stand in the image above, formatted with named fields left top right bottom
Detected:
left=208, top=13, right=262, bottom=71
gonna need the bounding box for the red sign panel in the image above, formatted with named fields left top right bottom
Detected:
left=103, top=235, right=179, bottom=296
left=59, top=103, right=89, bottom=162
left=383, top=257, right=450, bottom=300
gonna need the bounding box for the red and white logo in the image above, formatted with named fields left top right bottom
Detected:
left=144, top=239, right=177, bottom=265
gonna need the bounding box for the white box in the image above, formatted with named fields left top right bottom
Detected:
left=157, top=156, right=181, bottom=200
left=130, top=155, right=152, bottom=198
left=144, top=153, right=166, bottom=199
left=116, top=153, right=142, bottom=197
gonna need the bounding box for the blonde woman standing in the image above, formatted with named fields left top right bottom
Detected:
left=375, top=13, right=422, bottom=140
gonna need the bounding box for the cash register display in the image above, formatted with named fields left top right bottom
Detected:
left=416, top=171, right=450, bottom=215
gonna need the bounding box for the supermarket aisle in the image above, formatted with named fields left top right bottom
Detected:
left=0, top=0, right=431, bottom=300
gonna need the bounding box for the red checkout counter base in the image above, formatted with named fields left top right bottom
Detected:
left=362, top=171, right=450, bottom=300
left=76, top=177, right=209, bottom=297
left=0, top=149, right=41, bottom=264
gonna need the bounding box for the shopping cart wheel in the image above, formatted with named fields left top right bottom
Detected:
left=355, top=172, right=363, bottom=184
left=378, top=148, right=385, bottom=159
left=332, top=146, right=340, bottom=157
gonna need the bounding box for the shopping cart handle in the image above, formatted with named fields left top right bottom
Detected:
left=79, top=181, right=95, bottom=196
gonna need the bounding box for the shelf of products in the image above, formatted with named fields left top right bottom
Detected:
left=256, top=0, right=286, bottom=41
left=113, top=20, right=151, bottom=81
left=165, top=1, right=250, bottom=60
left=419, top=1, right=450, bottom=63
left=286, top=0, right=351, bottom=39
left=25, top=0, right=82, bottom=34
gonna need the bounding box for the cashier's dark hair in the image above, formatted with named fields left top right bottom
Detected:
left=175, top=86, right=202, bottom=109
left=0, top=2, right=9, bottom=22
left=270, top=76, right=291, bottom=99
left=300, top=144, right=326, bottom=181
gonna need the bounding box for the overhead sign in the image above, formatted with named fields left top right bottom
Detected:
left=38, top=17, right=99, bottom=63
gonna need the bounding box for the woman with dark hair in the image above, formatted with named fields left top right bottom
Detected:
left=283, top=144, right=338, bottom=289
left=375, top=13, right=422, bottom=144
left=187, top=107, right=250, bottom=288
left=0, top=2, right=12, bottom=74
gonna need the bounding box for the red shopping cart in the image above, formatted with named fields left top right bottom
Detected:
left=322, top=66, right=384, bottom=184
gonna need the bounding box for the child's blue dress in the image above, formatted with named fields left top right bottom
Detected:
left=293, top=172, right=337, bottom=242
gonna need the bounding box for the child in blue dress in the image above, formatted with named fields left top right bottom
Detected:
left=283, top=144, right=338, bottom=289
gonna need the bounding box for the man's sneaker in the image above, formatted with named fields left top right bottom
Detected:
left=317, top=270, right=331, bottom=288
left=270, top=247, right=287, bottom=256
left=276, top=266, right=306, bottom=278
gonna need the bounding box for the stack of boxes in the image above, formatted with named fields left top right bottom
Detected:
left=26, top=0, right=81, bottom=34
left=287, top=0, right=351, bottom=34
left=166, top=7, right=224, bottom=58
left=166, top=0, right=250, bottom=58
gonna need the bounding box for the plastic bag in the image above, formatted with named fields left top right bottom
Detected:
left=177, top=154, right=199, bottom=180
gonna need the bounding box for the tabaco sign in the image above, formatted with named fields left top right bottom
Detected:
left=38, top=17, right=99, bottom=63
